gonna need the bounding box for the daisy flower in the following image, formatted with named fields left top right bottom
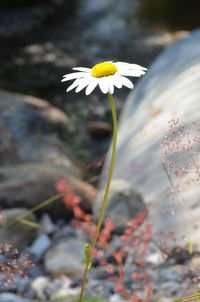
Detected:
left=62, top=61, right=147, bottom=95
left=61, top=61, right=147, bottom=302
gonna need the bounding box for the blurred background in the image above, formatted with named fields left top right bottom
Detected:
left=1, top=0, right=199, bottom=166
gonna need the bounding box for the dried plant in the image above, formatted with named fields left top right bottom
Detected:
left=0, top=243, right=33, bottom=287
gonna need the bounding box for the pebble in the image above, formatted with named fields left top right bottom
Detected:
left=27, top=264, right=44, bottom=279
left=44, top=238, right=85, bottom=277
left=109, top=294, right=129, bottom=302
left=28, top=234, right=52, bottom=257
left=53, top=224, right=77, bottom=240
left=31, top=276, right=49, bottom=300
left=159, top=267, right=183, bottom=282
left=0, top=292, right=31, bottom=302
left=160, top=281, right=180, bottom=294
left=45, top=276, right=80, bottom=301
left=39, top=214, right=57, bottom=235
left=189, top=256, right=200, bottom=273
left=15, top=278, right=32, bottom=295
left=146, top=252, right=165, bottom=265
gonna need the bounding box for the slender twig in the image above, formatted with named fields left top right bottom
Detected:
left=0, top=193, right=63, bottom=233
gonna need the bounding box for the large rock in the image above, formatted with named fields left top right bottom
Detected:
left=0, top=90, right=88, bottom=220
left=0, top=90, right=69, bottom=138
left=16, top=135, right=79, bottom=175
left=0, top=163, right=96, bottom=219
left=0, top=208, right=37, bottom=250
left=96, top=30, right=200, bottom=248
left=93, top=179, right=146, bottom=232
left=0, top=123, right=20, bottom=165
left=0, top=90, right=80, bottom=174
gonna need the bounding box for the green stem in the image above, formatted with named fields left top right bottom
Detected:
left=79, top=93, right=118, bottom=302
left=91, top=93, right=118, bottom=248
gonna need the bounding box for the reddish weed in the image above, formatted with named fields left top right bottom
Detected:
left=56, top=180, right=153, bottom=302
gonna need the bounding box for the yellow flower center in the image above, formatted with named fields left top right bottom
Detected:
left=91, top=62, right=118, bottom=78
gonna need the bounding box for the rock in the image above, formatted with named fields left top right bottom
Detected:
left=16, top=135, right=79, bottom=174
left=0, top=163, right=96, bottom=219
left=160, top=281, right=180, bottom=295
left=0, top=208, right=37, bottom=249
left=28, top=234, right=51, bottom=257
left=0, top=90, right=79, bottom=173
left=15, top=278, right=32, bottom=296
left=43, top=276, right=80, bottom=301
left=0, top=90, right=68, bottom=139
left=27, top=263, right=44, bottom=279
left=167, top=247, right=191, bottom=264
left=44, top=238, right=85, bottom=277
left=32, top=276, right=80, bottom=302
left=98, top=30, right=200, bottom=248
left=155, top=297, right=175, bottom=302
left=40, top=213, right=57, bottom=234
left=0, top=163, right=71, bottom=219
left=0, top=123, right=20, bottom=166
left=31, top=276, right=49, bottom=300
left=87, top=121, right=112, bottom=139
left=0, top=293, right=31, bottom=302
left=53, top=225, right=76, bottom=241
left=93, top=179, right=146, bottom=232
left=145, top=252, right=165, bottom=265
left=188, top=256, right=200, bottom=273
left=159, top=266, right=183, bottom=282
left=109, top=294, right=128, bottom=302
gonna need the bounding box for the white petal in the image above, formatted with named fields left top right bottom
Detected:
left=107, top=77, right=114, bottom=94
left=115, top=61, right=129, bottom=65
left=118, top=76, right=134, bottom=89
left=115, top=62, right=147, bottom=71
left=99, top=78, right=109, bottom=94
left=73, top=67, right=91, bottom=72
left=129, top=64, right=147, bottom=71
left=116, top=70, right=145, bottom=77
left=75, top=76, right=93, bottom=93
left=85, top=80, right=98, bottom=95
left=66, top=78, right=82, bottom=92
left=115, top=62, right=131, bottom=68
left=62, top=72, right=86, bottom=82
left=112, top=76, right=123, bottom=88
left=108, top=84, right=114, bottom=94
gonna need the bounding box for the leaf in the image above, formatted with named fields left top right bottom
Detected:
left=84, top=244, right=92, bottom=270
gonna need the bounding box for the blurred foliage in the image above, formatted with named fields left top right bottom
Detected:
left=137, top=0, right=200, bottom=30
